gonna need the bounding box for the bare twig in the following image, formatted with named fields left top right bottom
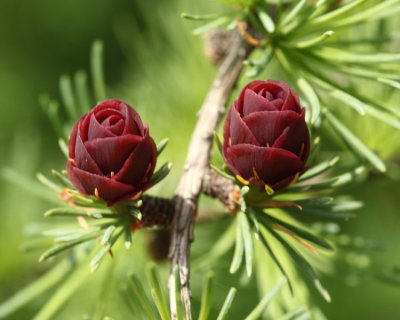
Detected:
left=143, top=173, right=238, bottom=262
left=168, top=32, right=253, bottom=319
left=140, top=171, right=239, bottom=229
left=202, top=171, right=240, bottom=213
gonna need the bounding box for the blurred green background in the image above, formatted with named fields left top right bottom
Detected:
left=0, top=0, right=399, bottom=319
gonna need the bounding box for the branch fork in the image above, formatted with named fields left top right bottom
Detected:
left=167, top=31, right=253, bottom=319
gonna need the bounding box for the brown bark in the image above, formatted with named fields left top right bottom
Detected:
left=168, top=31, right=253, bottom=319
left=140, top=195, right=175, bottom=228
left=140, top=171, right=238, bottom=229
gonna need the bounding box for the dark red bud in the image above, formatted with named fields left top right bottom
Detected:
left=223, top=80, right=310, bottom=191
left=66, top=99, right=157, bottom=206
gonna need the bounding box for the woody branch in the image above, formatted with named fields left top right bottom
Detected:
left=167, top=30, right=254, bottom=319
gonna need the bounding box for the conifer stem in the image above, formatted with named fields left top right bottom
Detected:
left=167, top=31, right=253, bottom=319
left=141, top=171, right=239, bottom=229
